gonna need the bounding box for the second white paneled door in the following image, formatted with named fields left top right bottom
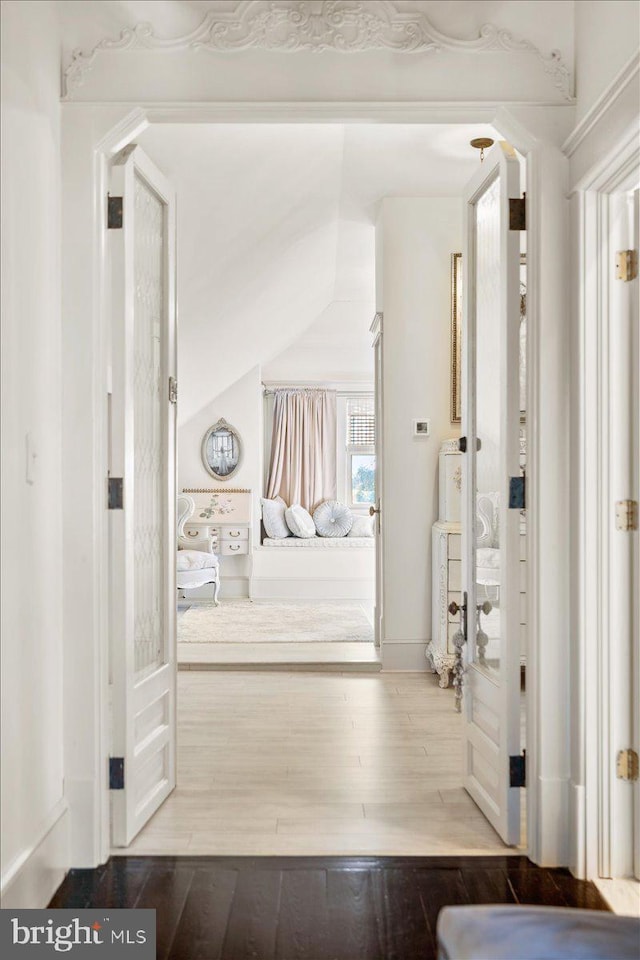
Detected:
left=460, top=142, right=524, bottom=845
left=109, top=145, right=177, bottom=847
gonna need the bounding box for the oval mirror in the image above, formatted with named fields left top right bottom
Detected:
left=201, top=418, right=242, bottom=481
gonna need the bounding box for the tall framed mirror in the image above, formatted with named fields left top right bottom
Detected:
left=201, top=418, right=242, bottom=480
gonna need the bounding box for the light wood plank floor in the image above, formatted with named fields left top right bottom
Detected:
left=118, top=670, right=517, bottom=857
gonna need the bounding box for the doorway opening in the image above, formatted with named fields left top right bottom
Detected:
left=106, top=119, right=530, bottom=860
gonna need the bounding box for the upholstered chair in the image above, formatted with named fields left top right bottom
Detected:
left=176, top=494, right=221, bottom=605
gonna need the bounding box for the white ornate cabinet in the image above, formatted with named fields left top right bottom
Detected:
left=427, top=440, right=462, bottom=687
left=428, top=521, right=462, bottom=686
left=181, top=488, right=253, bottom=597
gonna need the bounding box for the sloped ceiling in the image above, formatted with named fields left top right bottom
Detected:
left=139, top=121, right=498, bottom=423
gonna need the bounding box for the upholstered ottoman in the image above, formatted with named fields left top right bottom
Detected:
left=437, top=905, right=640, bottom=960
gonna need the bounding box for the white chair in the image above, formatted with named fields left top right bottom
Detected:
left=177, top=494, right=221, bottom=605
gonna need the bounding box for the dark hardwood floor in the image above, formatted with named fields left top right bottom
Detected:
left=49, top=855, right=609, bottom=960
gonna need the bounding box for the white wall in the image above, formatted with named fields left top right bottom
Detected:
left=0, top=0, right=68, bottom=907
left=178, top=365, right=263, bottom=595
left=574, top=1, right=639, bottom=122
left=262, top=300, right=374, bottom=384
left=377, top=198, right=461, bottom=669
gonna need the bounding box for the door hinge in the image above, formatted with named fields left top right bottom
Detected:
left=510, top=751, right=526, bottom=788
left=616, top=749, right=639, bottom=781
left=169, top=376, right=178, bottom=404
left=458, top=437, right=481, bottom=453
left=615, top=500, right=638, bottom=531
left=509, top=194, right=526, bottom=231
left=616, top=249, right=638, bottom=282
left=108, top=477, right=124, bottom=510
left=109, top=757, right=125, bottom=790
left=107, top=195, right=123, bottom=229
left=509, top=474, right=526, bottom=510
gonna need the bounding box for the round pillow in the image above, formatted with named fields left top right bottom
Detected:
left=313, top=500, right=353, bottom=538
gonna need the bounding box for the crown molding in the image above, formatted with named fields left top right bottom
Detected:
left=562, top=51, right=640, bottom=158
left=63, top=0, right=572, bottom=101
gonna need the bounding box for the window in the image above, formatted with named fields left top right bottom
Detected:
left=345, top=396, right=375, bottom=507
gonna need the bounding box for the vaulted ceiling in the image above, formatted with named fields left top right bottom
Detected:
left=139, top=121, right=498, bottom=423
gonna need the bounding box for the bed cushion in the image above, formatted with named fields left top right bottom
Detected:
left=313, top=500, right=353, bottom=537
left=262, top=536, right=373, bottom=548
left=348, top=514, right=375, bottom=537
left=285, top=504, right=316, bottom=538
left=177, top=549, right=220, bottom=572
left=261, top=496, right=290, bottom=539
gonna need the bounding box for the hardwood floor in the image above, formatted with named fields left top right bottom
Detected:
left=122, top=670, right=513, bottom=856
left=49, top=855, right=610, bottom=960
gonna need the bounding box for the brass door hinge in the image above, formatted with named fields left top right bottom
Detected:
left=616, top=250, right=638, bottom=281
left=615, top=500, right=638, bottom=531
left=616, top=749, right=639, bottom=781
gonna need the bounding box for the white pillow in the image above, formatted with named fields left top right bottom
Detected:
left=313, top=500, right=353, bottom=538
left=348, top=514, right=375, bottom=537
left=261, top=496, right=290, bottom=539
left=285, top=504, right=316, bottom=539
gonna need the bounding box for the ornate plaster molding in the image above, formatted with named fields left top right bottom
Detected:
left=63, top=0, right=572, bottom=100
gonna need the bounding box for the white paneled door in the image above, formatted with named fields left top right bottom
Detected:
left=459, top=142, right=523, bottom=845
left=108, top=146, right=177, bottom=847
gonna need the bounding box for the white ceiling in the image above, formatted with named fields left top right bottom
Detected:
left=139, top=122, right=498, bottom=423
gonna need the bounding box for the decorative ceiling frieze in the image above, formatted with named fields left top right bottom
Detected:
left=63, top=0, right=572, bottom=100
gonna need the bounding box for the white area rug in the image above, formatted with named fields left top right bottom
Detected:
left=178, top=600, right=374, bottom=644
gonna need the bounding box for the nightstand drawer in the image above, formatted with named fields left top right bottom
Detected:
left=184, top=524, right=219, bottom=543
left=221, top=527, right=249, bottom=542
left=220, top=540, right=249, bottom=556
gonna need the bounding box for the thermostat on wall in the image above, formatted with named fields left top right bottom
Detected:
left=413, top=419, right=431, bottom=437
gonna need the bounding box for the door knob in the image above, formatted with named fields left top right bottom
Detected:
left=369, top=506, right=380, bottom=516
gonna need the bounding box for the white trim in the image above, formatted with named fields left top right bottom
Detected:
left=61, top=100, right=561, bottom=869
left=563, top=52, right=640, bottom=158
left=573, top=129, right=640, bottom=880
left=62, top=101, right=575, bottom=123
left=0, top=799, right=68, bottom=908
left=572, top=125, right=640, bottom=195
left=382, top=641, right=432, bottom=672
left=251, top=576, right=374, bottom=601
left=62, top=2, right=572, bottom=101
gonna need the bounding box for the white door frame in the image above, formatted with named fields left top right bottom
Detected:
left=370, top=311, right=384, bottom=650
left=61, top=100, right=571, bottom=869
left=571, top=123, right=640, bottom=880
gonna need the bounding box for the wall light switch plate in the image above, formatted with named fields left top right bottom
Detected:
left=413, top=419, right=431, bottom=437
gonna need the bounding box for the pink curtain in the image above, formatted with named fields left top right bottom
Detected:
left=266, top=389, right=337, bottom=512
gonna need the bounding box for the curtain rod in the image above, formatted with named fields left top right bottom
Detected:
left=262, top=381, right=374, bottom=396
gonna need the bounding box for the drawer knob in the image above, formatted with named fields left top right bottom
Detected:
left=230, top=545, right=240, bottom=551
left=230, top=531, right=240, bottom=537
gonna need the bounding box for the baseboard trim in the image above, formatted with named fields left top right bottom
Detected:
left=569, top=780, right=586, bottom=879
left=532, top=775, right=570, bottom=868
left=251, top=577, right=374, bottom=601
left=1, top=798, right=69, bottom=908
left=382, top=640, right=431, bottom=671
